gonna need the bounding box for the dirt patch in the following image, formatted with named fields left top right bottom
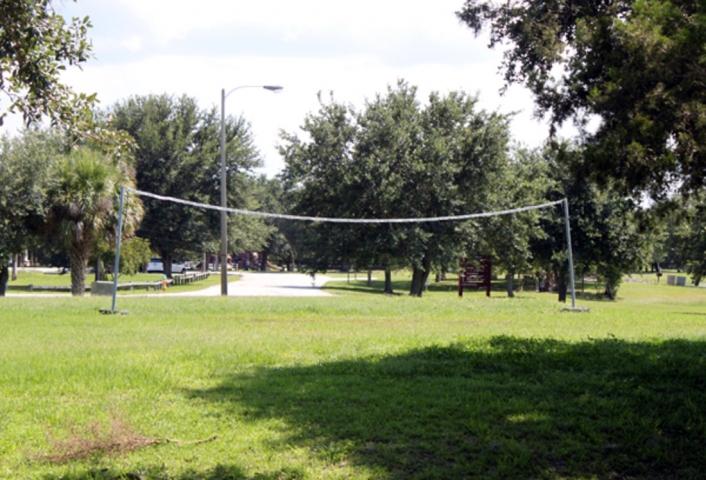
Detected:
left=40, top=416, right=216, bottom=464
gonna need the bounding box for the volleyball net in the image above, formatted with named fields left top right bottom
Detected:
left=104, top=187, right=580, bottom=312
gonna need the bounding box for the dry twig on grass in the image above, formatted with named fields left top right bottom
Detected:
left=42, top=417, right=217, bottom=464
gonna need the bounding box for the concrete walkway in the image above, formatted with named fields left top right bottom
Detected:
left=172, top=272, right=335, bottom=297
left=5, top=272, right=338, bottom=298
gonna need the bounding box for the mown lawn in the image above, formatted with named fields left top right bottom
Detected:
left=1, top=280, right=705, bottom=479
left=5, top=270, right=224, bottom=295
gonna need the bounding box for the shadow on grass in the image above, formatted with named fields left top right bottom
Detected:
left=6, top=284, right=34, bottom=292
left=323, top=279, right=611, bottom=305
left=323, top=279, right=512, bottom=296
left=573, top=291, right=611, bottom=302
left=322, top=279, right=417, bottom=296
left=186, top=337, right=706, bottom=479
left=41, top=464, right=305, bottom=480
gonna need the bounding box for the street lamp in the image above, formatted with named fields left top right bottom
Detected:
left=220, top=85, right=283, bottom=296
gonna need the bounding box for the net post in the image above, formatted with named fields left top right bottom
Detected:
left=563, top=198, right=577, bottom=309
left=108, top=186, right=125, bottom=313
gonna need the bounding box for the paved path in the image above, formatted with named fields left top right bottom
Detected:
left=173, top=272, right=335, bottom=297
left=5, top=272, right=338, bottom=298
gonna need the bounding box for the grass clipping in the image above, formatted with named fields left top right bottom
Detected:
left=42, top=416, right=216, bottom=464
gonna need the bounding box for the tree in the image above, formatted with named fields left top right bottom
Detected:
left=96, top=236, right=152, bottom=278
left=351, top=84, right=427, bottom=294
left=457, top=0, right=706, bottom=199
left=658, top=196, right=706, bottom=285
left=480, top=148, right=553, bottom=297
left=250, top=175, right=296, bottom=271
left=0, top=130, right=63, bottom=296
left=280, top=93, right=361, bottom=276
left=282, top=82, right=511, bottom=296
left=47, top=147, right=142, bottom=296
left=396, top=87, right=510, bottom=296
left=530, top=141, right=647, bottom=300
left=224, top=177, right=276, bottom=261
left=109, top=94, right=268, bottom=277
left=0, top=0, right=97, bottom=127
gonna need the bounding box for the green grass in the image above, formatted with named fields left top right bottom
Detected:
left=1, top=280, right=706, bottom=479
left=623, top=269, right=688, bottom=285
left=5, top=270, right=223, bottom=295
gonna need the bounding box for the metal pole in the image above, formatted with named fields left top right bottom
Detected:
left=220, top=88, right=228, bottom=296
left=219, top=85, right=281, bottom=296
left=111, top=186, right=126, bottom=312
left=563, top=198, right=577, bottom=309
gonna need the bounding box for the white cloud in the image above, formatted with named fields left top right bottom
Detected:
left=2, top=1, right=576, bottom=177
left=121, top=35, right=143, bottom=52
left=113, top=0, right=473, bottom=46
left=60, top=50, right=561, bottom=176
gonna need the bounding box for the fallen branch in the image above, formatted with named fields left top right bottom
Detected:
left=42, top=421, right=218, bottom=464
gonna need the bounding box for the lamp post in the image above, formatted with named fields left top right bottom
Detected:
left=220, top=85, right=283, bottom=296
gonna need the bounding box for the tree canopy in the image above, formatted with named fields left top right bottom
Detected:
left=282, top=82, right=512, bottom=296
left=0, top=130, right=64, bottom=295
left=530, top=141, right=648, bottom=299
left=47, top=147, right=142, bottom=295
left=457, top=0, right=706, bottom=199
left=0, top=0, right=96, bottom=127
left=110, top=94, right=270, bottom=275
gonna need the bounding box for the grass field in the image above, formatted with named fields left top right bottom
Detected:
left=5, top=270, right=224, bottom=295
left=1, top=278, right=705, bottom=479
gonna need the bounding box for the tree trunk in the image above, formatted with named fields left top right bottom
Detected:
left=367, top=269, right=372, bottom=287
left=261, top=252, right=269, bottom=271
left=0, top=264, right=8, bottom=297
left=409, top=256, right=432, bottom=297
left=95, top=257, right=105, bottom=282
left=556, top=269, right=567, bottom=303
left=70, top=254, right=88, bottom=296
left=544, top=269, right=554, bottom=292
left=163, top=252, right=173, bottom=278
left=505, top=272, right=515, bottom=298
left=384, top=266, right=393, bottom=294
left=12, top=255, right=18, bottom=281
left=410, top=267, right=423, bottom=297
left=202, top=252, right=207, bottom=273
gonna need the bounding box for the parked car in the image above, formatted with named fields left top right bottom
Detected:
left=146, top=258, right=187, bottom=274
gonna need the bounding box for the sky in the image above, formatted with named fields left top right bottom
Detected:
left=4, top=0, right=573, bottom=177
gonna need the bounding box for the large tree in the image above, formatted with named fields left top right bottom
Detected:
left=530, top=141, right=648, bottom=300
left=47, top=147, right=142, bottom=296
left=0, top=130, right=63, bottom=296
left=0, top=0, right=96, bottom=127
left=250, top=175, right=296, bottom=271
left=480, top=148, right=553, bottom=297
left=110, top=94, right=267, bottom=277
left=282, top=82, right=511, bottom=296
left=279, top=94, right=361, bottom=276
left=457, top=0, right=706, bottom=199
left=662, top=196, right=706, bottom=285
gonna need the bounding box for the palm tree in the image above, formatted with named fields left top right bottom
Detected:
left=49, top=148, right=142, bottom=296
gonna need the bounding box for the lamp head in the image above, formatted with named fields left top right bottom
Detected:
left=263, top=85, right=284, bottom=93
